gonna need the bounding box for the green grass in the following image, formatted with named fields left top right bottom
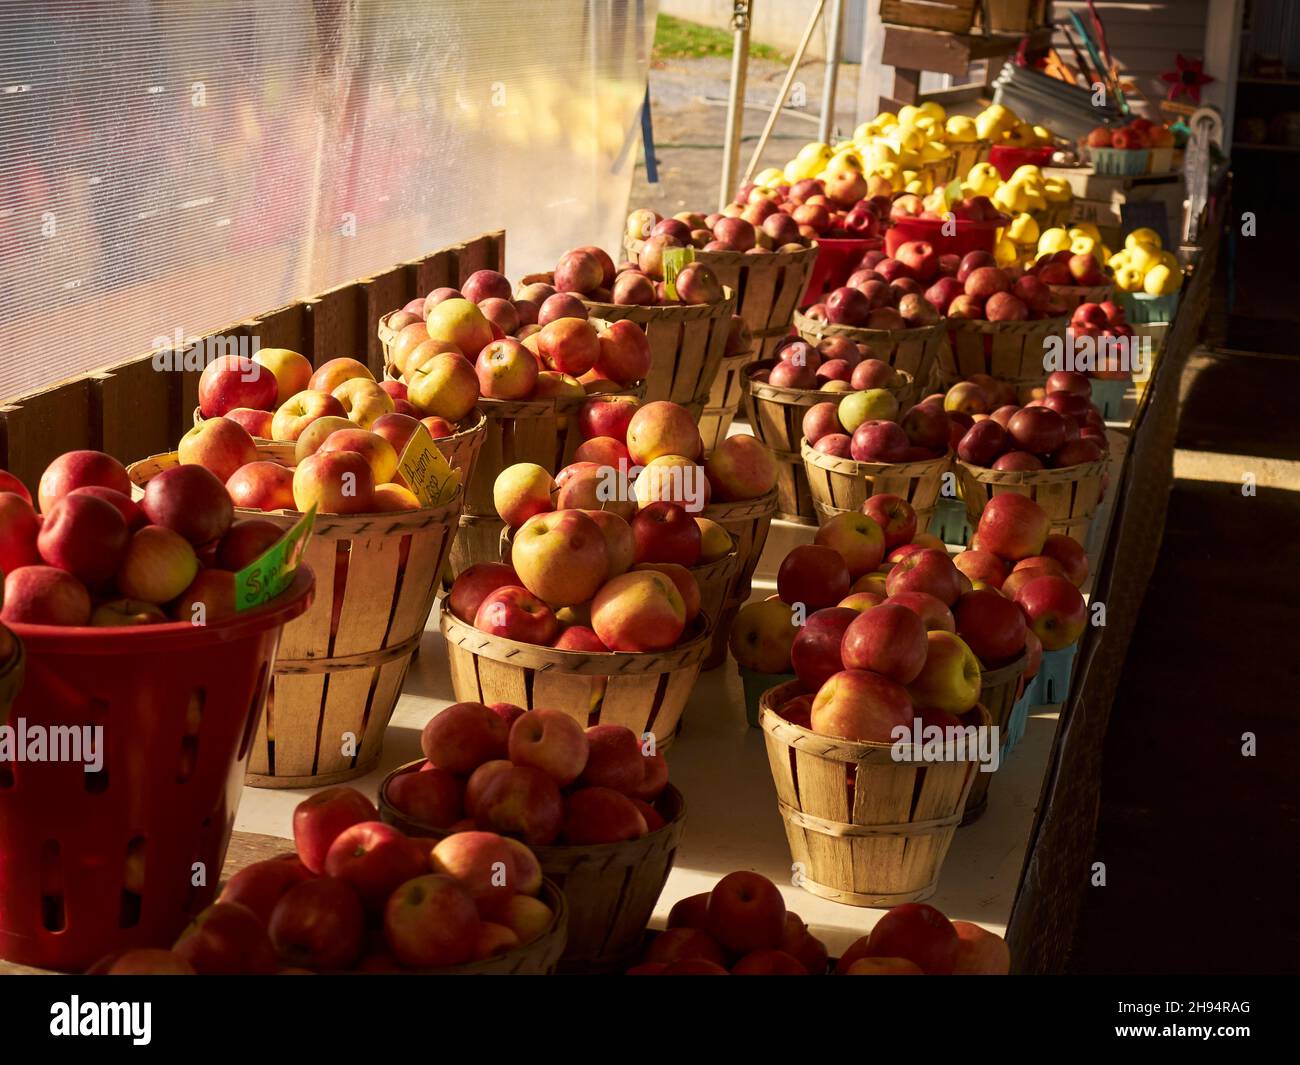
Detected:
left=652, top=14, right=785, bottom=62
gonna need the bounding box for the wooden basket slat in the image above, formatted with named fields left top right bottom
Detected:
left=390, top=524, right=456, bottom=638
left=801, top=440, right=950, bottom=527
left=312, top=666, right=379, bottom=777
left=532, top=670, right=600, bottom=724
left=476, top=654, right=533, bottom=707
left=447, top=640, right=489, bottom=703
left=278, top=536, right=342, bottom=660
left=260, top=674, right=325, bottom=781
left=955, top=455, right=1107, bottom=537
left=940, top=318, right=1068, bottom=386
left=700, top=488, right=778, bottom=667
left=331, top=533, right=405, bottom=657
left=357, top=657, right=413, bottom=767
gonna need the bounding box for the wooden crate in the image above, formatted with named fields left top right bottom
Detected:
left=382, top=764, right=684, bottom=973
left=880, top=0, right=977, bottom=34
left=760, top=682, right=987, bottom=906
left=0, top=233, right=505, bottom=496
left=981, top=0, right=1048, bottom=34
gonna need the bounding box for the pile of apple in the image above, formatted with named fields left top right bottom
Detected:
left=803, top=383, right=952, bottom=465
left=1070, top=301, right=1135, bottom=380
left=0, top=449, right=292, bottom=628
left=386, top=702, right=671, bottom=847
left=446, top=403, right=775, bottom=653
left=1086, top=117, right=1177, bottom=153
left=835, top=901, right=1010, bottom=975
left=627, top=871, right=829, bottom=975
left=943, top=368, right=1110, bottom=471
left=916, top=251, right=1070, bottom=322
left=1023, top=248, right=1109, bottom=290
left=804, top=242, right=945, bottom=331
left=625, top=200, right=818, bottom=260
left=723, top=177, right=888, bottom=242
left=536, top=242, right=729, bottom=311
left=91, top=788, right=557, bottom=974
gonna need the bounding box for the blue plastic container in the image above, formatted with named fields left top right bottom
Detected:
left=929, top=496, right=972, bottom=547
left=1002, top=686, right=1034, bottom=759
left=1024, top=643, right=1080, bottom=707
left=738, top=666, right=797, bottom=728
left=1119, top=289, right=1180, bottom=324
left=1090, top=376, right=1128, bottom=421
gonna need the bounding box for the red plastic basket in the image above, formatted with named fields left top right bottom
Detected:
left=801, top=236, right=882, bottom=307
left=884, top=215, right=1005, bottom=258
left=0, top=567, right=314, bottom=972
left=987, top=145, right=1054, bottom=181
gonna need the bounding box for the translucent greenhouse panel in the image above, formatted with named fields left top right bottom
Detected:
left=0, top=0, right=657, bottom=400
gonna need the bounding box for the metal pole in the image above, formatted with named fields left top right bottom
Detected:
left=742, top=0, right=825, bottom=185
left=817, top=0, right=845, bottom=145
left=719, top=1, right=751, bottom=210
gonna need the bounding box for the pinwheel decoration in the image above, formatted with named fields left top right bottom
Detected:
left=1161, top=54, right=1213, bottom=104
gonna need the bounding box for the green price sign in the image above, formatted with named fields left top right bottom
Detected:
left=662, top=246, right=697, bottom=301
left=235, top=504, right=316, bottom=612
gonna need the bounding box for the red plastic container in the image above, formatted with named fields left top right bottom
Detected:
left=987, top=145, right=1054, bottom=181
left=884, top=215, right=1005, bottom=258
left=0, top=568, right=314, bottom=971
left=801, top=236, right=882, bottom=307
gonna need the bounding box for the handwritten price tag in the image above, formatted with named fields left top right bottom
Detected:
left=235, top=505, right=316, bottom=612
left=396, top=425, right=461, bottom=507
left=661, top=246, right=697, bottom=301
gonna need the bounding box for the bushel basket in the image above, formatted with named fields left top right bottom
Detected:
left=954, top=455, right=1108, bottom=541
left=801, top=439, right=950, bottom=528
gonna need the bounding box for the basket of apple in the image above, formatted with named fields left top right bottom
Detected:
left=380, top=705, right=683, bottom=972
left=529, top=246, right=735, bottom=420
left=196, top=349, right=488, bottom=485
left=743, top=338, right=917, bottom=523
left=626, top=871, right=830, bottom=975
left=624, top=205, right=820, bottom=365
left=0, top=450, right=315, bottom=971
left=1027, top=247, right=1116, bottom=312
left=128, top=409, right=465, bottom=789
left=1068, top=300, right=1135, bottom=418
left=99, top=788, right=567, bottom=975
left=755, top=537, right=992, bottom=905
left=799, top=388, right=952, bottom=530
left=944, top=369, right=1110, bottom=541
left=793, top=241, right=946, bottom=387
left=834, top=901, right=1010, bottom=975
left=923, top=253, right=1069, bottom=389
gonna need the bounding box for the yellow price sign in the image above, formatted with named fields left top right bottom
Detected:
left=396, top=425, right=461, bottom=507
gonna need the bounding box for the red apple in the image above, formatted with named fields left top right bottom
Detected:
left=421, top=701, right=509, bottom=774
left=706, top=871, right=786, bottom=954
left=953, top=588, right=1027, bottom=665
left=292, top=786, right=378, bottom=874
left=776, top=544, right=850, bottom=610
left=861, top=494, right=916, bottom=551
left=1012, top=574, right=1087, bottom=650
left=324, top=821, right=430, bottom=910
left=173, top=901, right=277, bottom=975
left=810, top=669, right=913, bottom=743
left=269, top=877, right=366, bottom=970
left=790, top=606, right=857, bottom=691
left=448, top=562, right=521, bottom=622
left=840, top=602, right=928, bottom=682
left=976, top=493, right=1050, bottom=561
left=862, top=902, right=959, bottom=974
left=508, top=709, right=589, bottom=786
left=885, top=547, right=963, bottom=605
left=474, top=585, right=559, bottom=645
left=383, top=874, right=480, bottom=968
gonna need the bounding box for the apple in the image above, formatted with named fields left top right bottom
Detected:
left=252, top=347, right=313, bottom=404
left=887, top=590, right=955, bottom=633
left=0, top=470, right=32, bottom=504
left=578, top=395, right=639, bottom=442
left=225, top=405, right=272, bottom=436
left=173, top=901, right=277, bottom=975
left=885, top=547, right=962, bottom=605
left=141, top=464, right=234, bottom=545
left=731, top=949, right=808, bottom=975
left=116, top=525, right=200, bottom=603
left=776, top=544, right=850, bottom=610
left=727, top=599, right=797, bottom=673
left=431, top=831, right=536, bottom=909
left=171, top=568, right=238, bottom=622
left=36, top=492, right=129, bottom=586
left=952, top=920, right=1011, bottom=975
left=850, top=420, right=909, bottom=463
left=493, top=463, right=554, bottom=529
left=497, top=893, right=555, bottom=945
left=407, top=351, right=480, bottom=422
left=810, top=669, right=913, bottom=743
left=1041, top=532, right=1088, bottom=587
left=906, top=631, right=982, bottom=714
left=269, top=876, right=366, bottom=970
left=271, top=390, right=347, bottom=442
left=508, top=709, right=589, bottom=786
left=216, top=854, right=313, bottom=926
left=646, top=927, right=727, bottom=966
left=475, top=338, right=538, bottom=399
left=706, top=871, right=786, bottom=954
left=704, top=435, right=777, bottom=502
left=199, top=354, right=278, bottom=418
left=37, top=450, right=131, bottom=513
left=596, top=320, right=653, bottom=385
left=976, top=493, right=1050, bottom=561
left=631, top=501, right=701, bottom=566
left=561, top=787, right=647, bottom=844
left=626, top=402, right=702, bottom=465
left=590, top=568, right=686, bottom=653
left=474, top=765, right=564, bottom=845
left=1007, top=407, right=1068, bottom=455
left=383, top=874, right=480, bottom=968
left=291, top=786, right=378, bottom=873
left=448, top=562, right=520, bottom=622
left=953, top=588, right=1027, bottom=665
left=1012, top=574, right=1087, bottom=650
left=788, top=606, right=853, bottom=691
left=308, top=357, right=374, bottom=395
left=324, top=821, right=430, bottom=910
left=863, top=902, right=959, bottom=974
left=474, top=586, right=559, bottom=645
left=386, top=765, right=463, bottom=829
left=861, top=494, right=916, bottom=551
left=840, top=602, right=928, bottom=682
left=292, top=451, right=375, bottom=514
left=953, top=549, right=1006, bottom=589
left=421, top=701, right=509, bottom=773
left=512, top=509, right=608, bottom=606
left=813, top=510, right=885, bottom=578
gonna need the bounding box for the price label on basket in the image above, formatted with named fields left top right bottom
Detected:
left=235, top=505, right=316, bottom=612
left=661, top=246, right=696, bottom=301
left=397, top=425, right=461, bottom=507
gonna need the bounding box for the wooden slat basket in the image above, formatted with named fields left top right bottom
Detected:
left=959, top=651, right=1028, bottom=825
left=759, top=681, right=989, bottom=905
left=424, top=878, right=568, bottom=975
left=938, top=316, right=1069, bottom=390
left=438, top=608, right=711, bottom=748
left=800, top=438, right=950, bottom=529
left=954, top=455, right=1108, bottom=541
left=126, top=446, right=464, bottom=788
left=381, top=763, right=684, bottom=973
left=793, top=310, right=944, bottom=393
left=699, top=346, right=758, bottom=454
left=699, top=487, right=779, bottom=668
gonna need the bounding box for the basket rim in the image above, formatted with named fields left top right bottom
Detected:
left=954, top=454, right=1108, bottom=484
left=439, top=603, right=713, bottom=672
left=473, top=382, right=645, bottom=418
left=800, top=437, right=951, bottom=477
left=381, top=761, right=687, bottom=852
left=578, top=285, right=738, bottom=321
left=792, top=309, right=946, bottom=344
left=758, top=679, right=993, bottom=763
left=944, top=314, right=1069, bottom=335
left=745, top=357, right=913, bottom=405
left=690, top=242, right=821, bottom=268
left=699, top=484, right=779, bottom=521
left=6, top=566, right=315, bottom=650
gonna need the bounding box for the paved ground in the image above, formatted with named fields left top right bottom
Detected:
left=1068, top=348, right=1300, bottom=974
left=630, top=55, right=863, bottom=218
